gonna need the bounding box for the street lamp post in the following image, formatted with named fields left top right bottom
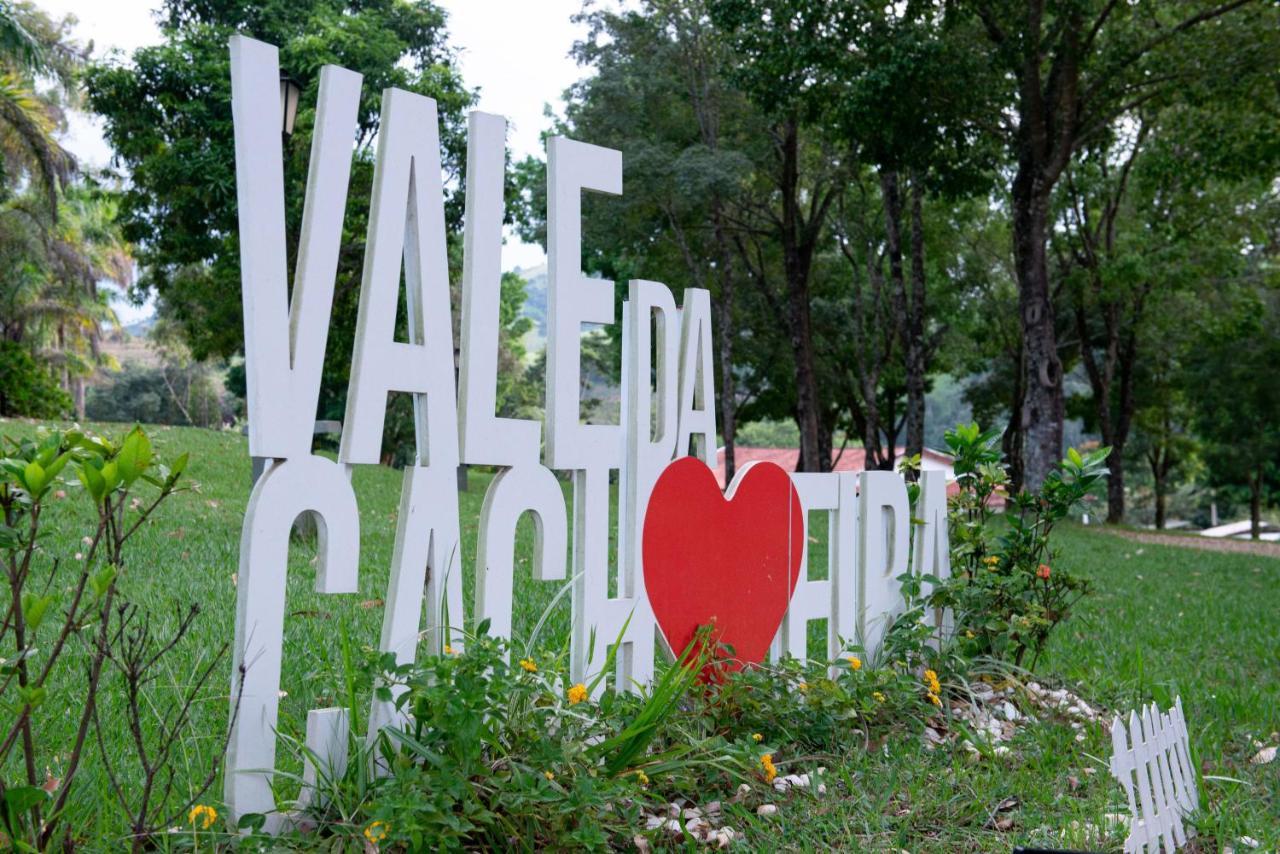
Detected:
left=279, top=72, right=301, bottom=137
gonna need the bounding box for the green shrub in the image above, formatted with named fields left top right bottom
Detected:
left=931, top=423, right=1109, bottom=668
left=0, top=341, right=71, bottom=418
left=86, top=360, right=231, bottom=427
left=0, top=426, right=226, bottom=850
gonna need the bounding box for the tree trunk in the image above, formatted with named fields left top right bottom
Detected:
left=714, top=215, right=737, bottom=483
left=1250, top=466, right=1262, bottom=540
left=1151, top=452, right=1167, bottom=530
left=779, top=118, right=823, bottom=472
left=1105, top=450, right=1125, bottom=525
left=74, top=378, right=86, bottom=421
left=1003, top=339, right=1026, bottom=493
left=1012, top=175, right=1063, bottom=491
left=904, top=176, right=927, bottom=463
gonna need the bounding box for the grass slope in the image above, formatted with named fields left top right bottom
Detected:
left=2, top=420, right=1276, bottom=849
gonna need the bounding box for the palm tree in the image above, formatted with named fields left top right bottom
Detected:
left=0, top=183, right=132, bottom=417
left=0, top=1, right=83, bottom=212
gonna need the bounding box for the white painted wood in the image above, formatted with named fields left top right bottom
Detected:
left=1173, top=697, right=1198, bottom=811
left=459, top=111, right=541, bottom=466
left=544, top=135, right=622, bottom=471
left=674, top=287, right=717, bottom=467
left=1109, top=698, right=1197, bottom=853
left=569, top=465, right=639, bottom=691
left=1111, top=716, right=1141, bottom=851
left=296, top=707, right=349, bottom=811
left=475, top=465, right=568, bottom=640
left=225, top=455, right=360, bottom=830
left=339, top=87, right=457, bottom=469
left=1145, top=704, right=1182, bottom=850
left=612, top=282, right=682, bottom=687
left=229, top=37, right=360, bottom=460
left=857, top=471, right=910, bottom=663
left=777, top=472, right=855, bottom=673
left=369, top=463, right=464, bottom=735
left=911, top=470, right=953, bottom=642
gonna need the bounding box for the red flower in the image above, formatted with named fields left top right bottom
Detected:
left=1037, top=563, right=1051, bottom=580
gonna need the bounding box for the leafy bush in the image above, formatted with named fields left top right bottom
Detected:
left=0, top=340, right=71, bottom=418
left=931, top=423, right=1109, bottom=667
left=259, top=608, right=963, bottom=849
left=86, top=360, right=231, bottom=427
left=0, top=426, right=228, bottom=850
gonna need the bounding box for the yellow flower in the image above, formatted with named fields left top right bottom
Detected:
left=636, top=770, right=650, bottom=786
left=965, top=630, right=976, bottom=639
left=927, top=692, right=942, bottom=707
left=873, top=691, right=886, bottom=703
left=188, top=804, right=217, bottom=829
left=519, top=657, right=538, bottom=673
left=760, top=753, right=777, bottom=783
left=752, top=733, right=763, bottom=743
left=567, top=683, right=588, bottom=705
left=983, top=555, right=1000, bottom=566
left=923, top=669, right=942, bottom=695
left=798, top=682, right=809, bottom=693
left=364, top=820, right=389, bottom=843
left=544, top=770, right=555, bottom=781
left=444, top=644, right=457, bottom=655
left=846, top=656, right=862, bottom=671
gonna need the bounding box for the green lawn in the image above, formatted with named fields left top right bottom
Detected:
left=3, top=420, right=1277, bottom=849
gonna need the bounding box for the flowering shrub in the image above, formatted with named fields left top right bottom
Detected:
left=929, top=423, right=1109, bottom=667
left=266, top=614, right=966, bottom=848
left=280, top=627, right=765, bottom=848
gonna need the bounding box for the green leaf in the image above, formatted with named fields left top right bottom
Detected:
left=20, top=593, right=54, bottom=632
left=99, top=460, right=121, bottom=493
left=3, top=784, right=48, bottom=818
left=89, top=566, right=117, bottom=599
left=77, top=463, right=106, bottom=502
left=237, top=812, right=267, bottom=831
left=21, top=460, right=45, bottom=496
left=18, top=685, right=46, bottom=709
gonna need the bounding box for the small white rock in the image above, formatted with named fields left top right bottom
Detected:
left=756, top=804, right=778, bottom=817
left=1249, top=745, right=1276, bottom=765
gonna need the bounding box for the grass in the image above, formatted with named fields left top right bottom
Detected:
left=2, top=418, right=1277, bottom=849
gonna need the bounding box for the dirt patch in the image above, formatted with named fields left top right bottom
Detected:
left=1098, top=527, right=1280, bottom=559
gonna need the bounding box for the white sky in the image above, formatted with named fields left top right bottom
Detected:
left=41, top=0, right=598, bottom=321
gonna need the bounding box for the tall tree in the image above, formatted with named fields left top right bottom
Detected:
left=85, top=0, right=473, bottom=430
left=957, top=0, right=1272, bottom=489
left=821, top=3, right=999, bottom=462
left=709, top=0, right=847, bottom=472
left=1188, top=284, right=1280, bottom=539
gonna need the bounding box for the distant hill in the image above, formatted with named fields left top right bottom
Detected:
left=512, top=263, right=547, bottom=352
left=124, top=314, right=156, bottom=337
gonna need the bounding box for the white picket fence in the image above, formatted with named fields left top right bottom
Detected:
left=1108, top=697, right=1199, bottom=853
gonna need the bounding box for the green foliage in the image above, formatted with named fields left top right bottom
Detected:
left=86, top=360, right=231, bottom=428
left=84, top=0, right=474, bottom=444
left=268, top=616, right=960, bottom=848
left=1185, top=286, right=1280, bottom=535
left=932, top=423, right=1109, bottom=667
left=279, top=628, right=754, bottom=849
left=0, top=425, right=212, bottom=849
left=0, top=340, right=70, bottom=417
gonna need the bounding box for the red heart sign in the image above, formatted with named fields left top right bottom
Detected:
left=642, top=457, right=804, bottom=669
